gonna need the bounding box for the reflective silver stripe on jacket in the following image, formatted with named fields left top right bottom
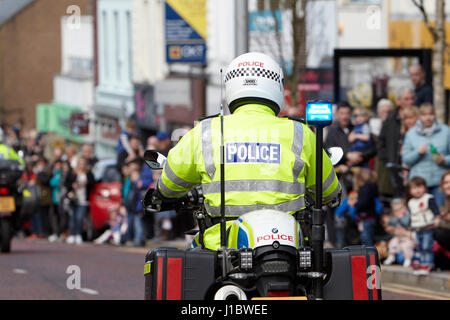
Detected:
left=201, top=118, right=216, bottom=180
left=202, top=180, right=305, bottom=195
left=307, top=170, right=337, bottom=195
left=204, top=196, right=306, bottom=217
left=158, top=177, right=189, bottom=198
left=323, top=182, right=342, bottom=203
left=164, top=162, right=199, bottom=189
left=292, top=121, right=305, bottom=181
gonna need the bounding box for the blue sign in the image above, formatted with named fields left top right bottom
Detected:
left=226, top=142, right=281, bottom=164
left=248, top=10, right=283, bottom=32
left=306, top=102, right=333, bottom=126
left=166, top=43, right=206, bottom=64
left=165, top=2, right=206, bottom=64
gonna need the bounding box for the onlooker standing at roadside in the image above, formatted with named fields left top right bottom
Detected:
left=370, top=99, right=394, bottom=137
left=400, top=106, right=420, bottom=138
left=36, top=157, right=53, bottom=239
left=348, top=107, right=373, bottom=168
left=48, top=160, right=62, bottom=242
left=156, top=132, right=172, bottom=157
left=22, top=159, right=40, bottom=240
left=348, top=168, right=379, bottom=246
left=406, top=177, right=440, bottom=274
left=117, top=135, right=143, bottom=177
left=402, top=103, right=450, bottom=207
left=65, top=157, right=95, bottom=245
left=80, top=143, right=98, bottom=170
left=378, top=87, right=415, bottom=197
left=63, top=145, right=79, bottom=169
left=117, top=120, right=137, bottom=155
left=140, top=136, right=157, bottom=240
left=374, top=99, right=396, bottom=201
left=124, top=162, right=145, bottom=246
left=382, top=198, right=415, bottom=267
left=409, top=64, right=433, bottom=106
left=58, top=160, right=73, bottom=240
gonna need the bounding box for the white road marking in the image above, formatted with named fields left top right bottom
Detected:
left=79, top=287, right=99, bottom=295
left=12, top=269, right=28, bottom=274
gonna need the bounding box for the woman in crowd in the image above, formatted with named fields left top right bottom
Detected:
left=402, top=103, right=450, bottom=207
left=65, top=157, right=95, bottom=245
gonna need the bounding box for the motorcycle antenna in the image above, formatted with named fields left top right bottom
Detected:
left=219, top=69, right=227, bottom=249
left=218, top=68, right=229, bottom=280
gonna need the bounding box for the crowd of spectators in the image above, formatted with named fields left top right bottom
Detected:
left=325, top=64, right=450, bottom=274
left=0, top=119, right=194, bottom=248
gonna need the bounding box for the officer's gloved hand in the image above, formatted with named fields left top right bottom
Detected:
left=328, top=190, right=342, bottom=209
left=142, top=188, right=163, bottom=215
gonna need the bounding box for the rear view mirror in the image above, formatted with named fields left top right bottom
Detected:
left=143, top=150, right=167, bottom=170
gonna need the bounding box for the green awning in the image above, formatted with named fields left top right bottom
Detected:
left=36, top=103, right=84, bottom=143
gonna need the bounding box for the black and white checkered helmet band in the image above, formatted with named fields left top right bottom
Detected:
left=225, top=67, right=282, bottom=84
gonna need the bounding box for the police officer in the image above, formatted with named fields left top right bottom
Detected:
left=151, top=52, right=341, bottom=250
left=0, top=128, right=24, bottom=166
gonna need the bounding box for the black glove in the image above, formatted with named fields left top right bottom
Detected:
left=142, top=188, right=164, bottom=215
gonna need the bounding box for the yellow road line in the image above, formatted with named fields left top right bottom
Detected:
left=382, top=283, right=450, bottom=300
left=384, top=283, right=450, bottom=297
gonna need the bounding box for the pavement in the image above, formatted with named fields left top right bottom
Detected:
left=381, top=264, right=450, bottom=294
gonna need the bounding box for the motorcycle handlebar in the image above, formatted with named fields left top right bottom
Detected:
left=143, top=187, right=204, bottom=214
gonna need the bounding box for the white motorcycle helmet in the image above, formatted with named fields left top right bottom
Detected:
left=224, top=52, right=285, bottom=115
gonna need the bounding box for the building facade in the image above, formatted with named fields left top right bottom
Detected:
left=94, top=0, right=134, bottom=158
left=0, top=0, right=92, bottom=130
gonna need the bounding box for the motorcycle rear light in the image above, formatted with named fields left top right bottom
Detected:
left=268, top=291, right=290, bottom=297
left=0, top=187, right=9, bottom=195
left=261, top=261, right=290, bottom=273
left=239, top=248, right=253, bottom=270
left=298, top=248, right=312, bottom=269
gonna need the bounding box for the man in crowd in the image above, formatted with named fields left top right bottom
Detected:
left=81, top=143, right=98, bottom=170
left=409, top=64, right=433, bottom=106
left=117, top=135, right=143, bottom=175
left=156, top=132, right=171, bottom=157
left=378, top=87, right=415, bottom=196
left=325, top=101, right=376, bottom=175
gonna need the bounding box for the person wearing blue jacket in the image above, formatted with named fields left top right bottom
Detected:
left=335, top=190, right=383, bottom=248
left=402, top=103, right=450, bottom=207
left=48, top=160, right=62, bottom=242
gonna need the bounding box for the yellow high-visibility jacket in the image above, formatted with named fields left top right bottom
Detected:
left=0, top=144, right=25, bottom=166
left=157, top=103, right=341, bottom=219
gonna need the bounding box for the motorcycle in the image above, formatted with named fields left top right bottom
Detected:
left=0, top=159, right=24, bottom=253
left=141, top=148, right=382, bottom=300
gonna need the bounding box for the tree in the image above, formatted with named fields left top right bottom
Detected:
left=251, top=0, right=308, bottom=116
left=411, top=0, right=447, bottom=123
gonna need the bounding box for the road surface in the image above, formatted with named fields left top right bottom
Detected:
left=0, top=238, right=448, bottom=300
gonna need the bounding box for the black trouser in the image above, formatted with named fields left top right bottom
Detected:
left=49, top=204, right=62, bottom=236
left=434, top=227, right=450, bottom=251
left=39, top=205, right=51, bottom=237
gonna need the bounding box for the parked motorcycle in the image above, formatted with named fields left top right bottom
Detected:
left=142, top=149, right=382, bottom=300
left=0, top=159, right=24, bottom=253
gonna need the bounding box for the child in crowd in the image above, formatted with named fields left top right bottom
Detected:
left=94, top=206, right=128, bottom=246
left=383, top=198, right=416, bottom=267
left=117, top=120, right=136, bottom=156
left=348, top=168, right=380, bottom=246
left=124, top=162, right=145, bottom=246
left=406, top=177, right=440, bottom=274
left=348, top=107, right=373, bottom=167
left=334, top=191, right=359, bottom=248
